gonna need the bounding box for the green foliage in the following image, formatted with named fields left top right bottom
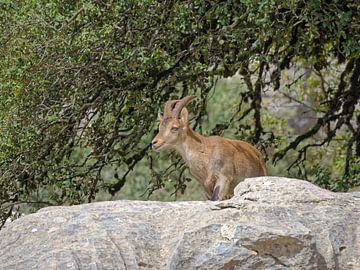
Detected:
left=1, top=0, right=360, bottom=227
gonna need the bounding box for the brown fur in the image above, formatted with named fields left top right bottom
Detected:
left=152, top=105, right=268, bottom=201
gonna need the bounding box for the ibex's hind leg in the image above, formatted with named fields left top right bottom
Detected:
left=211, top=174, right=231, bottom=201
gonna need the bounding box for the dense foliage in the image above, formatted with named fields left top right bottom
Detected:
left=1, top=0, right=359, bottom=228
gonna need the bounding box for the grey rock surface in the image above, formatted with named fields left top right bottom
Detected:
left=0, top=176, right=359, bottom=270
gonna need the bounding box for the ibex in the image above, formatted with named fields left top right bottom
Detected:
left=152, top=96, right=268, bottom=201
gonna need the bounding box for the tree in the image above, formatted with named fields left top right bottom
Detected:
left=1, top=0, right=359, bottom=228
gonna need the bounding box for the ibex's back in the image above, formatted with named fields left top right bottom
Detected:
left=219, top=137, right=267, bottom=174
left=152, top=96, right=268, bottom=201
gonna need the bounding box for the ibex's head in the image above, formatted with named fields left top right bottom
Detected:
left=152, top=96, right=195, bottom=151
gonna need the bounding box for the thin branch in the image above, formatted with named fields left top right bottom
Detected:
left=58, top=6, right=85, bottom=31
left=278, top=90, right=319, bottom=112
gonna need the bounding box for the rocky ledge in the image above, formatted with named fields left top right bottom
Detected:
left=0, top=177, right=359, bottom=270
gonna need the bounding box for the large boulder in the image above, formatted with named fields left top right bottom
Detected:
left=0, top=176, right=359, bottom=270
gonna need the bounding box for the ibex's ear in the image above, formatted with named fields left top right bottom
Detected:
left=180, top=108, right=188, bottom=125
left=158, top=113, right=164, bottom=122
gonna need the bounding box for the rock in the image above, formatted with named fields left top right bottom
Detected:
left=0, top=176, right=359, bottom=270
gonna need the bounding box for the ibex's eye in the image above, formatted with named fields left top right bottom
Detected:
left=170, top=126, right=179, bottom=132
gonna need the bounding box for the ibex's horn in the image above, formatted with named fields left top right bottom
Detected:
left=172, top=95, right=196, bottom=119
left=164, top=100, right=178, bottom=118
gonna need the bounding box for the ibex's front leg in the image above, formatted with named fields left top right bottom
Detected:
left=211, top=174, right=231, bottom=201
left=204, top=173, right=216, bottom=200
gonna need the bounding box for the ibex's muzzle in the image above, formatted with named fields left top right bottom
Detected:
left=151, top=139, right=158, bottom=148
left=151, top=138, right=164, bottom=151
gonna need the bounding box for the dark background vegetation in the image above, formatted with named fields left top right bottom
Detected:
left=1, top=0, right=359, bottom=228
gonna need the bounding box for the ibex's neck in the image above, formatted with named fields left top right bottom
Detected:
left=175, top=127, right=205, bottom=160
